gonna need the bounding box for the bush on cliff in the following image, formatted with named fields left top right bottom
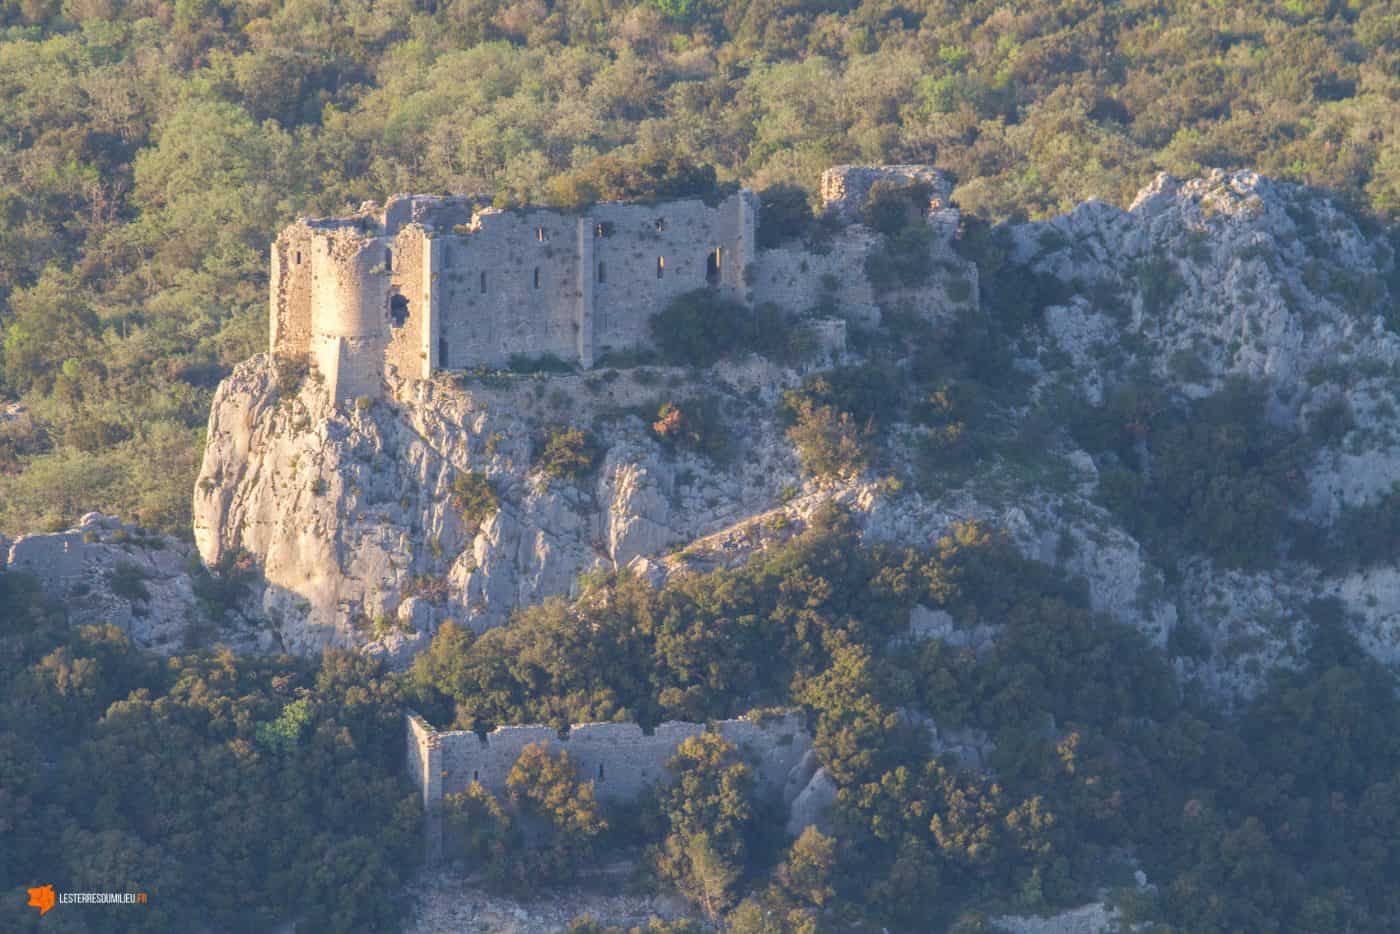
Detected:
left=450, top=470, right=500, bottom=529
left=535, top=426, right=604, bottom=481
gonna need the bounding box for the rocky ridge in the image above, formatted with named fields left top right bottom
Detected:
left=10, top=169, right=1396, bottom=703
left=177, top=169, right=1398, bottom=703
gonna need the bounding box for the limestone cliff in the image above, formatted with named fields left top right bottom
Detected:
left=192, top=354, right=810, bottom=660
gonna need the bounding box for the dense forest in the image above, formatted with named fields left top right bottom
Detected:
left=0, top=0, right=1396, bottom=535
left=9, top=509, right=1400, bottom=931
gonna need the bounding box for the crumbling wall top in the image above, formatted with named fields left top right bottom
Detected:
left=820, top=164, right=952, bottom=218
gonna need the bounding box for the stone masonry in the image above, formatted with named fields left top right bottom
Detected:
left=270, top=166, right=954, bottom=404
left=406, top=710, right=815, bottom=863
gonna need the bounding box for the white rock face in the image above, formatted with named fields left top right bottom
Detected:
left=992, top=902, right=1121, bottom=934
left=193, top=357, right=805, bottom=658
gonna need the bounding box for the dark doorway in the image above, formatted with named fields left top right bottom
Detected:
left=438, top=337, right=449, bottom=368
left=705, top=247, right=721, bottom=286
left=389, top=294, right=410, bottom=327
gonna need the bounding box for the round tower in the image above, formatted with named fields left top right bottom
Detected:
left=309, top=229, right=391, bottom=405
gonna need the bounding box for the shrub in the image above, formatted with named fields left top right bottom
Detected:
left=536, top=427, right=603, bottom=480
left=505, top=744, right=608, bottom=885
left=651, top=396, right=729, bottom=459
left=864, top=224, right=936, bottom=292
left=785, top=397, right=872, bottom=480
left=649, top=289, right=752, bottom=366
left=859, top=179, right=933, bottom=235
left=273, top=353, right=310, bottom=398
left=756, top=184, right=814, bottom=248
left=508, top=352, right=575, bottom=374
left=107, top=562, right=151, bottom=602
left=1137, top=255, right=1184, bottom=315
left=450, top=471, right=499, bottom=528
left=1072, top=379, right=1309, bottom=569
left=546, top=152, right=726, bottom=209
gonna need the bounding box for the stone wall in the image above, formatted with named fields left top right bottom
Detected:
left=751, top=227, right=884, bottom=328
left=433, top=208, right=585, bottom=369
left=384, top=225, right=432, bottom=381
left=269, top=224, right=317, bottom=356
left=406, top=709, right=812, bottom=864
left=270, top=166, right=944, bottom=404
left=820, top=164, right=953, bottom=219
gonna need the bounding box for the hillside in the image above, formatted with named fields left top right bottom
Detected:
left=2, top=0, right=1399, bottom=929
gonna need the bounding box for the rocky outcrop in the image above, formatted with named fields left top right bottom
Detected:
left=3, top=512, right=267, bottom=654
left=188, top=170, right=1400, bottom=704
left=992, top=902, right=1121, bottom=934
left=193, top=357, right=807, bottom=660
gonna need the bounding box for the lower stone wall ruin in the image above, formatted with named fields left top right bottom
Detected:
left=406, top=710, right=813, bottom=863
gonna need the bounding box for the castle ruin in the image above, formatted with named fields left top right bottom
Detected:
left=270, top=166, right=956, bottom=403
left=406, top=709, right=815, bottom=864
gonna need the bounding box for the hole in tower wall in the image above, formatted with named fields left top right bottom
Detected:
left=294, top=251, right=301, bottom=265
left=439, top=337, right=449, bottom=368
left=473, top=770, right=479, bottom=782
left=654, top=217, right=667, bottom=232
left=537, top=226, right=546, bottom=242
left=534, top=267, right=541, bottom=289
left=705, top=248, right=721, bottom=286
left=389, top=294, right=410, bottom=327
left=597, top=261, right=606, bottom=283
left=657, top=256, right=665, bottom=278
left=597, top=763, right=605, bottom=781
left=384, top=247, right=393, bottom=272
left=480, top=271, right=487, bottom=293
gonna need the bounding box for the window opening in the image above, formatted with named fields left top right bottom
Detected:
left=597, top=261, right=606, bottom=283
left=657, top=256, right=665, bottom=279
left=537, top=226, right=546, bottom=242
left=384, top=247, right=392, bottom=272
left=294, top=250, right=301, bottom=265
left=479, top=271, right=487, bottom=293
left=389, top=294, right=410, bottom=327
left=597, top=763, right=605, bottom=781
left=654, top=217, right=667, bottom=232
left=534, top=267, right=541, bottom=289
left=438, top=337, right=449, bottom=368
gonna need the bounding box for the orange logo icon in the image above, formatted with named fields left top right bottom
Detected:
left=27, top=884, right=55, bottom=916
